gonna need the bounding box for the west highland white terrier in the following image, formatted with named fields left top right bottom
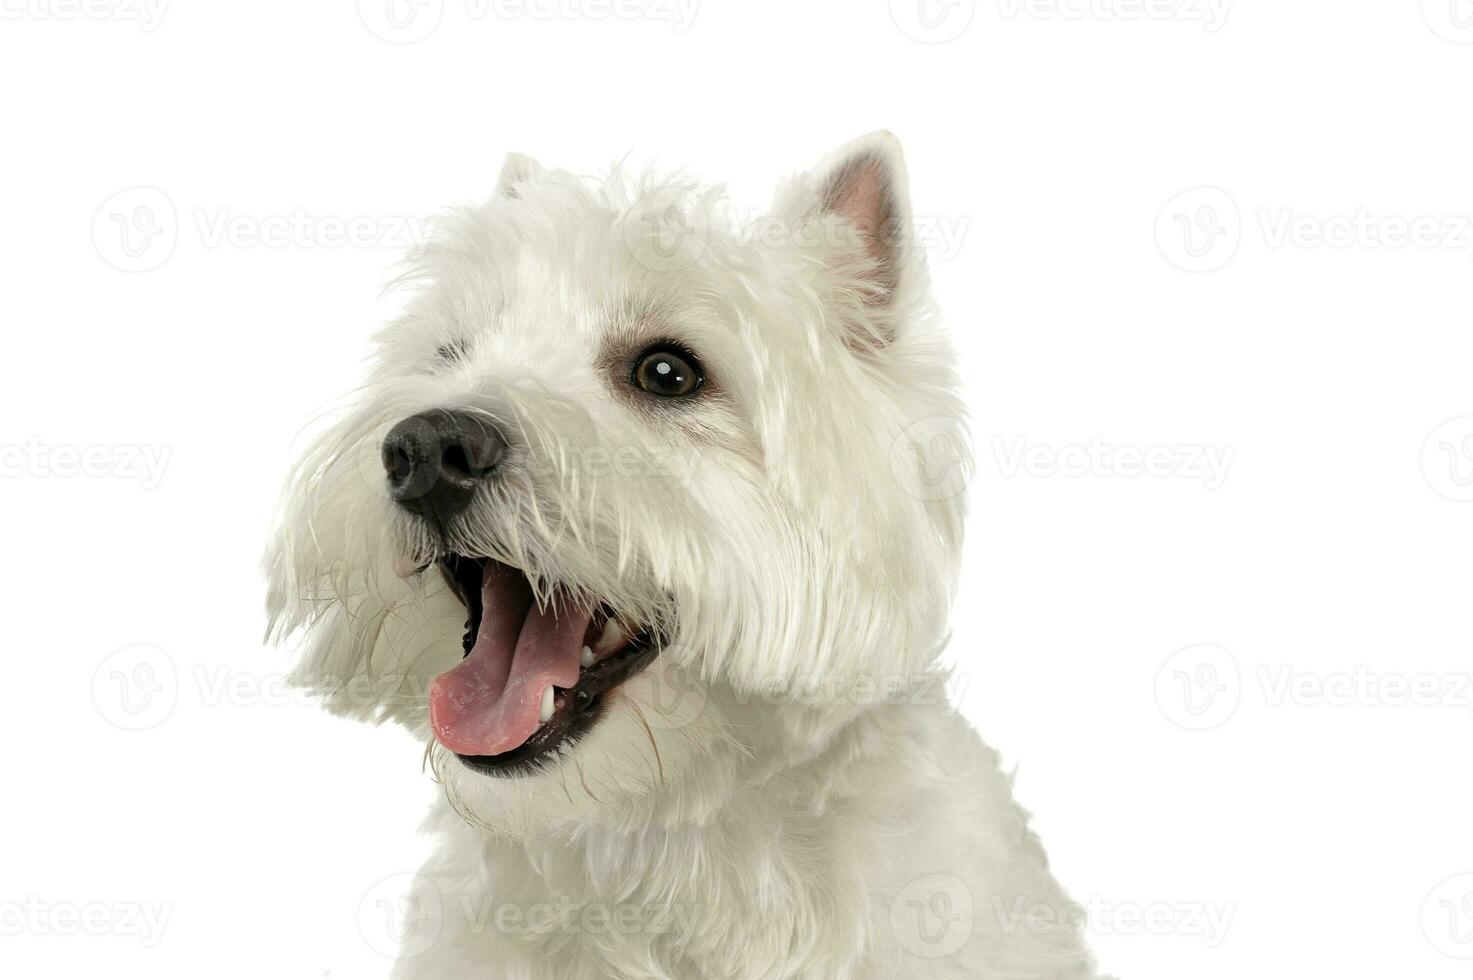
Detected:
left=267, top=132, right=1100, bottom=979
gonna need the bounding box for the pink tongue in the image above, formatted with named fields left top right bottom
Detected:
left=428, top=562, right=591, bottom=756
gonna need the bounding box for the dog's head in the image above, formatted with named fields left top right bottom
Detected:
left=266, top=133, right=970, bottom=833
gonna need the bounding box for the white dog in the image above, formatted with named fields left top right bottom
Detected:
left=267, top=133, right=1100, bottom=979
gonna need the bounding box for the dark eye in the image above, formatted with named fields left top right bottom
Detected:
left=632, top=345, right=703, bottom=398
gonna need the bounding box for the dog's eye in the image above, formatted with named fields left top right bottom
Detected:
left=632, top=345, right=703, bottom=398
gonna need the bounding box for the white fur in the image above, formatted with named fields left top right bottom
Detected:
left=266, top=133, right=1100, bottom=979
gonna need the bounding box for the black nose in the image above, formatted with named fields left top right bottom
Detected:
left=381, top=409, right=508, bottom=519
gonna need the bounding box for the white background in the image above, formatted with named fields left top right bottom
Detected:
left=2, top=2, right=1471, bottom=978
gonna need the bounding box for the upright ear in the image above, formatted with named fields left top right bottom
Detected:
left=806, top=131, right=917, bottom=347
left=496, top=152, right=546, bottom=198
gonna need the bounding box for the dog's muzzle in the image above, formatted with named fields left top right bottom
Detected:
left=381, top=409, right=507, bottom=520
left=381, top=409, right=670, bottom=777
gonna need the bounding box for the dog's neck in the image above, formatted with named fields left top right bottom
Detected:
left=434, top=694, right=944, bottom=977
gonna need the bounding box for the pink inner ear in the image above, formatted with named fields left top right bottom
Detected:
left=823, top=154, right=899, bottom=293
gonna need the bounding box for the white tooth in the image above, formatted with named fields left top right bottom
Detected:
left=579, top=645, right=595, bottom=668
left=595, top=619, right=623, bottom=654
left=539, top=686, right=555, bottom=724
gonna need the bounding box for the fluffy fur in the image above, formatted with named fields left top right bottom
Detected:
left=266, top=133, right=1099, bottom=979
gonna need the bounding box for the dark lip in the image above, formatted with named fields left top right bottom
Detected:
left=436, top=554, right=664, bottom=779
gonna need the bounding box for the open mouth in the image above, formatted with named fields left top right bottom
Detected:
left=428, top=555, right=662, bottom=778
